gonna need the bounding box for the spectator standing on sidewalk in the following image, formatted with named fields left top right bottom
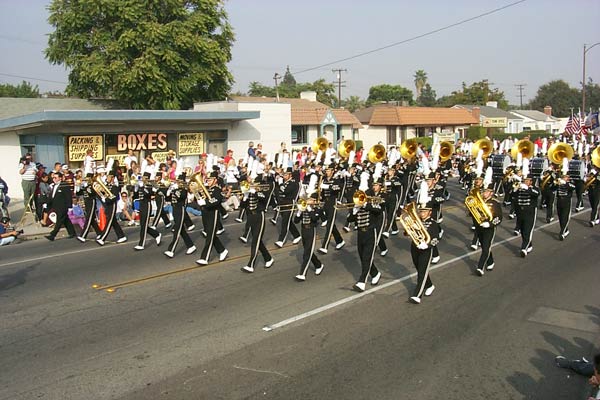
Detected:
left=18, top=153, right=37, bottom=207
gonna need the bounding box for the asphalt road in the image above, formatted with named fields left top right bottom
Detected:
left=1, top=179, right=599, bottom=400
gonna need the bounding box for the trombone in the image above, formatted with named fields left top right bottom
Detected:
left=230, top=181, right=271, bottom=194
left=277, top=197, right=323, bottom=211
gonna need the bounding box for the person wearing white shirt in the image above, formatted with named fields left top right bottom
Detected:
left=83, top=149, right=96, bottom=175
left=124, top=149, right=138, bottom=170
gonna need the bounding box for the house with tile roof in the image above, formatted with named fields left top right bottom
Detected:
left=452, top=103, right=524, bottom=134
left=195, top=92, right=362, bottom=152
left=353, top=104, right=478, bottom=150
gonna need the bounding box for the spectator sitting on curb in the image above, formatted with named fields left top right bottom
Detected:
left=556, top=353, right=600, bottom=399
left=116, top=192, right=137, bottom=226
left=0, top=217, right=22, bottom=246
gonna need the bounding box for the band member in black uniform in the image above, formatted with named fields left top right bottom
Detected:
left=96, top=171, right=127, bottom=246
left=293, top=194, right=324, bottom=281
left=587, top=168, right=600, bottom=226
left=553, top=174, right=575, bottom=240
left=133, top=172, right=162, bottom=251
left=502, top=164, right=517, bottom=207
left=427, top=173, right=444, bottom=264
left=44, top=172, right=77, bottom=241
left=318, top=164, right=345, bottom=254
left=347, top=195, right=383, bottom=292
left=540, top=166, right=557, bottom=223
left=241, top=180, right=274, bottom=273
left=152, top=173, right=173, bottom=229
left=275, top=167, right=301, bottom=247
left=572, top=156, right=585, bottom=212
left=405, top=198, right=440, bottom=304
left=514, top=174, right=539, bottom=257
left=382, top=165, right=401, bottom=238
left=471, top=185, right=503, bottom=276
left=164, top=176, right=197, bottom=257
left=343, top=163, right=360, bottom=232
left=371, top=179, right=388, bottom=256
left=76, top=173, right=102, bottom=242
left=196, top=171, right=228, bottom=265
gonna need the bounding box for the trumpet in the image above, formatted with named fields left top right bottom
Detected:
left=335, top=190, right=383, bottom=209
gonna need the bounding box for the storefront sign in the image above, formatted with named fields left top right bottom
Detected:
left=151, top=151, right=169, bottom=163
left=68, top=135, right=103, bottom=161
left=105, top=154, right=128, bottom=166
left=117, top=133, right=168, bottom=152
left=434, top=132, right=456, bottom=143
left=482, top=117, right=507, bottom=128
left=178, top=133, right=204, bottom=156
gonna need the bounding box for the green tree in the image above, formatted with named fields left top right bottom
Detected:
left=528, top=80, right=580, bottom=117
left=416, top=83, right=436, bottom=107
left=436, top=80, right=508, bottom=109
left=248, top=81, right=276, bottom=97
left=341, top=95, right=365, bottom=112
left=282, top=66, right=296, bottom=86
left=366, top=84, right=414, bottom=106
left=413, top=69, right=427, bottom=99
left=247, top=78, right=335, bottom=107
left=583, top=78, right=600, bottom=112
left=0, top=81, right=40, bottom=98
left=45, top=0, right=234, bottom=110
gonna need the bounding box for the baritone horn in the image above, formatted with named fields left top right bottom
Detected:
left=547, top=142, right=574, bottom=165
left=464, top=188, right=493, bottom=225
left=583, top=147, right=600, bottom=190
left=439, top=141, right=455, bottom=162
left=337, top=139, right=356, bottom=159
left=367, top=144, right=386, bottom=163
left=510, top=139, right=534, bottom=160
left=187, top=172, right=211, bottom=200
left=92, top=175, right=116, bottom=200
left=398, top=202, right=431, bottom=245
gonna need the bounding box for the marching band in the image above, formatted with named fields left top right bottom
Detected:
left=52, top=133, right=600, bottom=303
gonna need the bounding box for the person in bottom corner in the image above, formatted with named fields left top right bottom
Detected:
left=96, top=172, right=127, bottom=246
left=406, top=204, right=440, bottom=304
left=472, top=184, right=503, bottom=276
left=587, top=168, right=600, bottom=227
left=240, top=180, right=274, bottom=273
left=164, top=177, right=197, bottom=258
left=553, top=173, right=575, bottom=240
left=346, top=196, right=383, bottom=292
left=293, top=194, right=324, bottom=281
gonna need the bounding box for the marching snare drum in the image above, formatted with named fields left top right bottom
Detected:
left=490, top=154, right=511, bottom=178
left=529, top=157, right=548, bottom=179
left=568, top=159, right=585, bottom=180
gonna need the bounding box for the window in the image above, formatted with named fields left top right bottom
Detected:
left=291, top=125, right=308, bottom=144
left=523, top=127, right=531, bottom=131
left=545, top=124, right=551, bottom=133
left=352, top=128, right=359, bottom=141
left=386, top=126, right=397, bottom=145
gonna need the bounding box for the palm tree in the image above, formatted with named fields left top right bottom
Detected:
left=414, top=70, right=428, bottom=99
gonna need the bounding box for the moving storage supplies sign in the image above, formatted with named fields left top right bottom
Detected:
left=68, top=135, right=103, bottom=161
left=178, top=133, right=204, bottom=156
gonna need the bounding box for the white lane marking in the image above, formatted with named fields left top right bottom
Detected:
left=262, top=218, right=563, bottom=332
left=232, top=365, right=289, bottom=378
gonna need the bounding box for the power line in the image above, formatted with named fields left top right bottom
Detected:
left=0, top=72, right=67, bottom=85
left=292, top=0, right=527, bottom=76
left=515, top=83, right=526, bottom=109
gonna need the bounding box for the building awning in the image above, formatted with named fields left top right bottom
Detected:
left=0, top=110, right=260, bottom=133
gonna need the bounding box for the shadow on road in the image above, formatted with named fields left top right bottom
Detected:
left=0, top=264, right=37, bottom=291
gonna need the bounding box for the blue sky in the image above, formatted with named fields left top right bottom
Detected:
left=1, top=0, right=599, bottom=106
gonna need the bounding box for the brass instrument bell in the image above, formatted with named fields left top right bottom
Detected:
left=337, top=139, right=356, bottom=159
left=547, top=142, right=574, bottom=165
left=367, top=144, right=386, bottom=164
left=510, top=139, right=534, bottom=160
left=439, top=141, right=455, bottom=162
left=400, top=139, right=418, bottom=160
left=311, top=137, right=329, bottom=153
left=471, top=138, right=493, bottom=159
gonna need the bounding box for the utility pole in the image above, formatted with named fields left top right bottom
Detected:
left=273, top=73, right=282, bottom=102
left=515, top=83, right=526, bottom=109
left=332, top=68, right=347, bottom=108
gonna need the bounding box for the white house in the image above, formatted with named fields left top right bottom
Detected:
left=509, top=107, right=562, bottom=133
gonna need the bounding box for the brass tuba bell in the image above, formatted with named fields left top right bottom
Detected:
left=367, top=144, right=386, bottom=164
left=547, top=142, right=574, bottom=165
left=311, top=137, right=329, bottom=153
left=471, top=138, right=493, bottom=159
left=439, top=141, right=455, bottom=162
left=337, top=139, right=356, bottom=159
left=510, top=139, right=534, bottom=160
left=400, top=139, right=418, bottom=161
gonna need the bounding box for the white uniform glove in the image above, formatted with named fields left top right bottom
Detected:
left=321, top=184, right=330, bottom=189
left=306, top=205, right=313, bottom=212
left=480, top=221, right=490, bottom=228
left=558, top=179, right=566, bottom=185
left=417, top=242, right=428, bottom=250
left=137, top=181, right=144, bottom=187
left=352, top=207, right=360, bottom=215
left=520, top=183, right=528, bottom=190
left=249, top=188, right=256, bottom=194
left=198, top=198, right=206, bottom=206
left=296, top=211, right=302, bottom=218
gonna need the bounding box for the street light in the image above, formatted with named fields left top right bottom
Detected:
left=582, top=42, right=600, bottom=113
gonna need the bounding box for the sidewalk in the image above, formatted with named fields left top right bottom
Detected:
left=6, top=199, right=55, bottom=241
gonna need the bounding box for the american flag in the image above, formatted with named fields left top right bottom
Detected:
left=564, top=114, right=580, bottom=136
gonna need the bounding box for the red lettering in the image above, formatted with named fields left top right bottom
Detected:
left=117, top=135, right=127, bottom=152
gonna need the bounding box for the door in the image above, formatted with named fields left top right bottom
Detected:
left=207, top=140, right=226, bottom=157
